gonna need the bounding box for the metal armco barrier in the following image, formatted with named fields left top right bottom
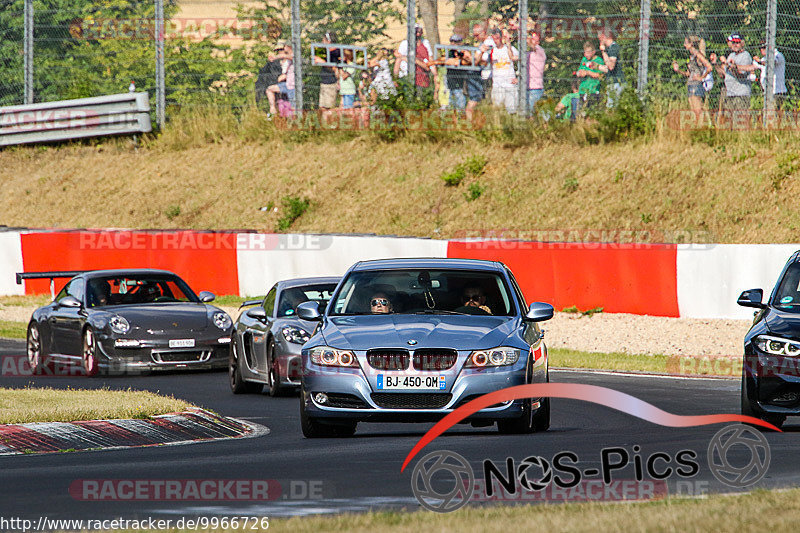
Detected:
left=0, top=92, right=152, bottom=146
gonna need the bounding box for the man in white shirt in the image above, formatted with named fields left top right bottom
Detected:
left=755, top=40, right=787, bottom=110
left=486, top=28, right=519, bottom=114
left=394, top=24, right=433, bottom=79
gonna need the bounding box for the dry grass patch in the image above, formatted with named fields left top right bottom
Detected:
left=0, top=387, right=193, bottom=424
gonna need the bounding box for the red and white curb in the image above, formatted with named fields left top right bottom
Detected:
left=0, top=408, right=268, bottom=455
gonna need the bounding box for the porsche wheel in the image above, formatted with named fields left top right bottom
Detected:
left=230, top=341, right=263, bottom=394
left=27, top=324, right=47, bottom=375
left=82, top=328, right=99, bottom=377
left=267, top=339, right=287, bottom=397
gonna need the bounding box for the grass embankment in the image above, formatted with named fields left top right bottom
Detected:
left=1, top=108, right=800, bottom=242
left=0, top=387, right=192, bottom=424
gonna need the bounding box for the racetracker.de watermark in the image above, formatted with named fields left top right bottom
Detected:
left=69, top=479, right=325, bottom=501
left=77, top=232, right=333, bottom=251
left=451, top=229, right=715, bottom=248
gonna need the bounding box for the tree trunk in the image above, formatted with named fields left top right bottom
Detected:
left=452, top=0, right=467, bottom=37
left=419, top=0, right=440, bottom=47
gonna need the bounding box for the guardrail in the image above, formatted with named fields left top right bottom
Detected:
left=0, top=92, right=152, bottom=146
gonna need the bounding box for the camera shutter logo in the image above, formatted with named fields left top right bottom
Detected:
left=410, top=450, right=474, bottom=513
left=707, top=424, right=770, bottom=488
left=517, top=456, right=553, bottom=491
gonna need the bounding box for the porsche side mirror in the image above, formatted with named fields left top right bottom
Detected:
left=525, top=302, right=554, bottom=322
left=246, top=307, right=268, bottom=321
left=59, top=296, right=82, bottom=308
left=737, top=288, right=766, bottom=309
left=198, top=291, right=216, bottom=303
left=296, top=301, right=322, bottom=321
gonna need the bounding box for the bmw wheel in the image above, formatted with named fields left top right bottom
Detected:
left=300, top=389, right=356, bottom=438
left=741, top=367, right=785, bottom=431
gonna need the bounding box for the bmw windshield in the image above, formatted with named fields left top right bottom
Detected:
left=330, top=269, right=517, bottom=317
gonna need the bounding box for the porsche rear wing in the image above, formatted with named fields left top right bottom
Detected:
left=16, top=271, right=86, bottom=298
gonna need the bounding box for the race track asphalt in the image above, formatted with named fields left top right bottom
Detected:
left=0, top=339, right=798, bottom=521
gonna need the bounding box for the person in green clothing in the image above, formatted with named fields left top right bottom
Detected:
left=339, top=49, right=358, bottom=109
left=555, top=78, right=581, bottom=121
left=576, top=41, right=604, bottom=108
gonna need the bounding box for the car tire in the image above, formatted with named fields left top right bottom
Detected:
left=230, top=341, right=263, bottom=394
left=741, top=367, right=785, bottom=431
left=27, top=323, right=48, bottom=375
left=82, top=328, right=100, bottom=377
left=267, top=339, right=286, bottom=397
left=498, top=358, right=544, bottom=434
left=300, top=391, right=357, bottom=438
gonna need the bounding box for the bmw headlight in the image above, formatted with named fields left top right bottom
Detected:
left=755, top=335, right=800, bottom=356
left=213, top=312, right=232, bottom=330
left=465, top=347, right=520, bottom=368
left=109, top=315, right=130, bottom=335
left=309, top=346, right=359, bottom=368
left=282, top=326, right=310, bottom=344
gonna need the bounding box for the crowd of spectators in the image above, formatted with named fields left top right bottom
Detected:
left=254, top=20, right=787, bottom=124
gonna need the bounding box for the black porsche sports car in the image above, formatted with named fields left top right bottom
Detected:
left=739, top=251, right=800, bottom=428
left=23, top=269, right=233, bottom=376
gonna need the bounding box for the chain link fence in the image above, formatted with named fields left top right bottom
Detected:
left=0, top=0, right=793, bottom=127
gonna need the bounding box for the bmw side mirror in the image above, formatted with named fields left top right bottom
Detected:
left=737, top=288, right=766, bottom=309
left=59, top=296, right=82, bottom=308
left=246, top=307, right=268, bottom=321
left=198, top=291, right=216, bottom=303
left=525, top=302, right=554, bottom=322
left=296, top=301, right=322, bottom=322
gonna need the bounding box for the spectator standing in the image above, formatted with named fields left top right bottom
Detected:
left=486, top=28, right=519, bottom=114
left=394, top=25, right=433, bottom=79
left=339, top=49, right=358, bottom=109
left=576, top=41, right=604, bottom=108
left=672, top=36, right=712, bottom=122
left=314, top=31, right=340, bottom=112
left=754, top=40, right=788, bottom=110
left=466, top=22, right=494, bottom=121
left=720, top=33, right=754, bottom=119
left=444, top=33, right=468, bottom=111
left=527, top=31, right=546, bottom=113
left=598, top=29, right=623, bottom=106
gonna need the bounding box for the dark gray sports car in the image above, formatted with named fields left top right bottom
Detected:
left=23, top=269, right=233, bottom=376
left=229, top=277, right=339, bottom=396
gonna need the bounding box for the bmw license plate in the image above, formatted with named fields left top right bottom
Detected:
left=377, top=375, right=446, bottom=390
left=168, top=339, right=195, bottom=348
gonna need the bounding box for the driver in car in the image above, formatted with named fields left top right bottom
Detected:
left=370, top=292, right=393, bottom=314
left=458, top=286, right=492, bottom=315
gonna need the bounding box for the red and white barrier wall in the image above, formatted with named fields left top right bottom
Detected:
left=0, top=229, right=797, bottom=320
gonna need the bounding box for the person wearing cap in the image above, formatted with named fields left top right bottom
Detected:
left=256, top=42, right=288, bottom=115
left=721, top=33, right=754, bottom=120
left=526, top=30, right=546, bottom=114
left=486, top=28, right=519, bottom=114
left=754, top=40, right=787, bottom=110
left=443, top=33, right=469, bottom=111
left=314, top=31, right=341, bottom=111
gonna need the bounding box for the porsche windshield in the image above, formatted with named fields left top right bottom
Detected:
left=86, top=276, right=198, bottom=308
left=330, top=269, right=516, bottom=316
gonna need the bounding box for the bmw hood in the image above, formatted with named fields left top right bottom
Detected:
left=100, top=303, right=211, bottom=331
left=322, top=314, right=519, bottom=351
left=764, top=309, right=800, bottom=340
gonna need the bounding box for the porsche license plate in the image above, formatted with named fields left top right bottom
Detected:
left=377, top=375, right=446, bottom=390
left=169, top=339, right=195, bottom=348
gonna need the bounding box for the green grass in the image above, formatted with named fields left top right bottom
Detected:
left=212, top=294, right=254, bottom=307
left=0, top=321, right=26, bottom=339
left=0, top=295, right=52, bottom=307
left=0, top=387, right=193, bottom=424
left=549, top=348, right=673, bottom=374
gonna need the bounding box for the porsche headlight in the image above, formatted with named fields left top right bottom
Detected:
left=213, top=312, right=232, bottom=330
left=309, top=346, right=359, bottom=367
left=282, top=326, right=310, bottom=344
left=755, top=335, right=800, bottom=356
left=109, top=315, right=130, bottom=335
left=465, top=347, right=520, bottom=368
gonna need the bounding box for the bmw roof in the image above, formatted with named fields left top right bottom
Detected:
left=350, top=258, right=506, bottom=272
